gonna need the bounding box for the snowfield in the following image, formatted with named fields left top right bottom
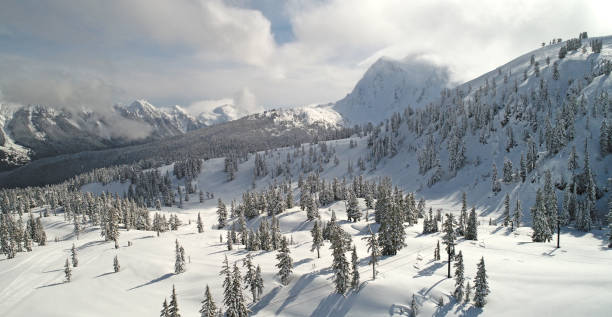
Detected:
left=1, top=195, right=610, bottom=317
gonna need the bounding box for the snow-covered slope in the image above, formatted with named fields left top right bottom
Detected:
left=332, top=56, right=451, bottom=124
left=1, top=34, right=612, bottom=317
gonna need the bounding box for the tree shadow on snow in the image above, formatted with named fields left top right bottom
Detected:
left=293, top=257, right=313, bottom=268
left=275, top=273, right=318, bottom=315
left=249, top=286, right=281, bottom=315
left=95, top=271, right=115, bottom=278
left=36, top=281, right=66, bottom=289
left=413, top=262, right=446, bottom=278
left=127, top=273, right=174, bottom=291
left=310, top=293, right=358, bottom=317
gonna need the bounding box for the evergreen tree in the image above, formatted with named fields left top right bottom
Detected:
left=503, top=193, right=510, bottom=227
left=221, top=256, right=233, bottom=315
left=346, top=190, right=361, bottom=222
left=434, top=240, right=441, bottom=261
left=362, top=225, right=380, bottom=280
left=464, top=281, right=472, bottom=304
left=311, top=220, right=323, bottom=258
left=306, top=194, right=319, bottom=221
left=71, top=243, right=78, bottom=267
left=465, top=207, right=478, bottom=240
left=351, top=245, right=360, bottom=290
left=379, top=200, right=406, bottom=255
left=230, top=263, right=249, bottom=317
left=275, top=237, right=293, bottom=286
left=458, top=192, right=467, bottom=235
left=410, top=294, right=418, bottom=317
left=168, top=284, right=181, bottom=317
left=255, top=265, right=264, bottom=301
left=161, top=299, right=169, bottom=317
left=200, top=285, right=217, bottom=317
left=513, top=198, right=522, bottom=230
left=442, top=213, right=456, bottom=278
left=175, top=239, right=186, bottom=274
left=330, top=226, right=350, bottom=293
left=217, top=199, right=227, bottom=229
left=64, top=257, right=72, bottom=282
left=531, top=189, right=552, bottom=242
left=197, top=212, right=204, bottom=233
left=473, top=257, right=490, bottom=308
left=453, top=251, right=465, bottom=301
left=243, top=253, right=261, bottom=302
left=114, top=255, right=120, bottom=272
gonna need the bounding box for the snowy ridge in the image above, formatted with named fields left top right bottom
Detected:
left=331, top=56, right=451, bottom=124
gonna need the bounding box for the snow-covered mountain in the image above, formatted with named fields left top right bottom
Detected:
left=0, top=100, right=210, bottom=171
left=1, top=34, right=612, bottom=317
left=331, top=56, right=451, bottom=124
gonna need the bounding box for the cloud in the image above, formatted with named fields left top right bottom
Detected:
left=185, top=87, right=263, bottom=117
left=0, top=0, right=611, bottom=115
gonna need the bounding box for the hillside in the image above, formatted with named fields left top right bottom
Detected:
left=0, top=34, right=611, bottom=317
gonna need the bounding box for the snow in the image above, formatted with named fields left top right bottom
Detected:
left=1, top=190, right=610, bottom=316
left=2, top=36, right=612, bottom=316
left=332, top=56, right=451, bottom=125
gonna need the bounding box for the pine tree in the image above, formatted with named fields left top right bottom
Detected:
left=442, top=213, right=456, bottom=278
left=503, top=193, right=510, bottom=227
left=217, top=199, right=227, bottom=229
left=243, top=253, right=261, bottom=302
left=64, top=257, right=72, bottom=282
left=221, top=256, right=233, bottom=315
left=362, top=225, right=380, bottom=280
left=379, top=200, right=406, bottom=255
left=330, top=226, right=350, bottom=293
left=346, top=190, right=361, bottom=222
left=71, top=243, right=78, bottom=267
left=161, top=299, right=170, bottom=317
left=200, top=285, right=217, bottom=317
left=311, top=220, right=323, bottom=258
left=513, top=198, right=522, bottom=230
left=255, top=265, right=264, bottom=301
left=114, top=255, right=120, bottom=272
left=227, top=230, right=233, bottom=251
left=531, top=189, right=552, bottom=242
left=410, top=294, right=418, bottom=317
left=473, top=257, right=490, bottom=308
left=465, top=207, right=478, bottom=240
left=458, top=192, right=467, bottom=235
left=230, top=263, right=249, bottom=317
left=434, top=240, right=441, bottom=261
left=351, top=245, right=360, bottom=290
left=197, top=212, right=204, bottom=233
left=464, top=281, right=472, bottom=304
left=306, top=194, right=319, bottom=221
left=453, top=251, right=465, bottom=301
left=175, top=239, right=186, bottom=274
left=168, top=284, right=181, bottom=317
left=275, top=237, right=293, bottom=286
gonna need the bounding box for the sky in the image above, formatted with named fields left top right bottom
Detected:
left=0, top=0, right=611, bottom=116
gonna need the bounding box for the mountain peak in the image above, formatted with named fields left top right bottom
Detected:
left=333, top=56, right=451, bottom=124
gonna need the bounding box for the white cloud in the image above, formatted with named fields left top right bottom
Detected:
left=1, top=0, right=611, bottom=112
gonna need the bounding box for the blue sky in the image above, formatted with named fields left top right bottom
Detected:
left=0, top=0, right=611, bottom=116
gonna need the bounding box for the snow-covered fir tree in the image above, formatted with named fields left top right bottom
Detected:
left=175, top=239, right=186, bottom=274
left=453, top=251, right=465, bottom=301
left=465, top=207, right=478, bottom=240
left=362, top=225, right=380, bottom=280
left=199, top=285, right=217, bottom=317
left=275, top=237, right=293, bottom=286
left=442, top=213, right=456, bottom=278
left=114, top=255, right=120, bottom=272
left=168, top=284, right=181, bottom=317
left=311, top=220, right=323, bottom=258
left=197, top=212, right=204, bottom=233
left=64, top=257, right=72, bottom=282
left=473, top=257, right=490, bottom=308
left=71, top=243, right=78, bottom=267
left=351, top=245, right=360, bottom=290
left=330, top=225, right=350, bottom=293
left=217, top=199, right=227, bottom=229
